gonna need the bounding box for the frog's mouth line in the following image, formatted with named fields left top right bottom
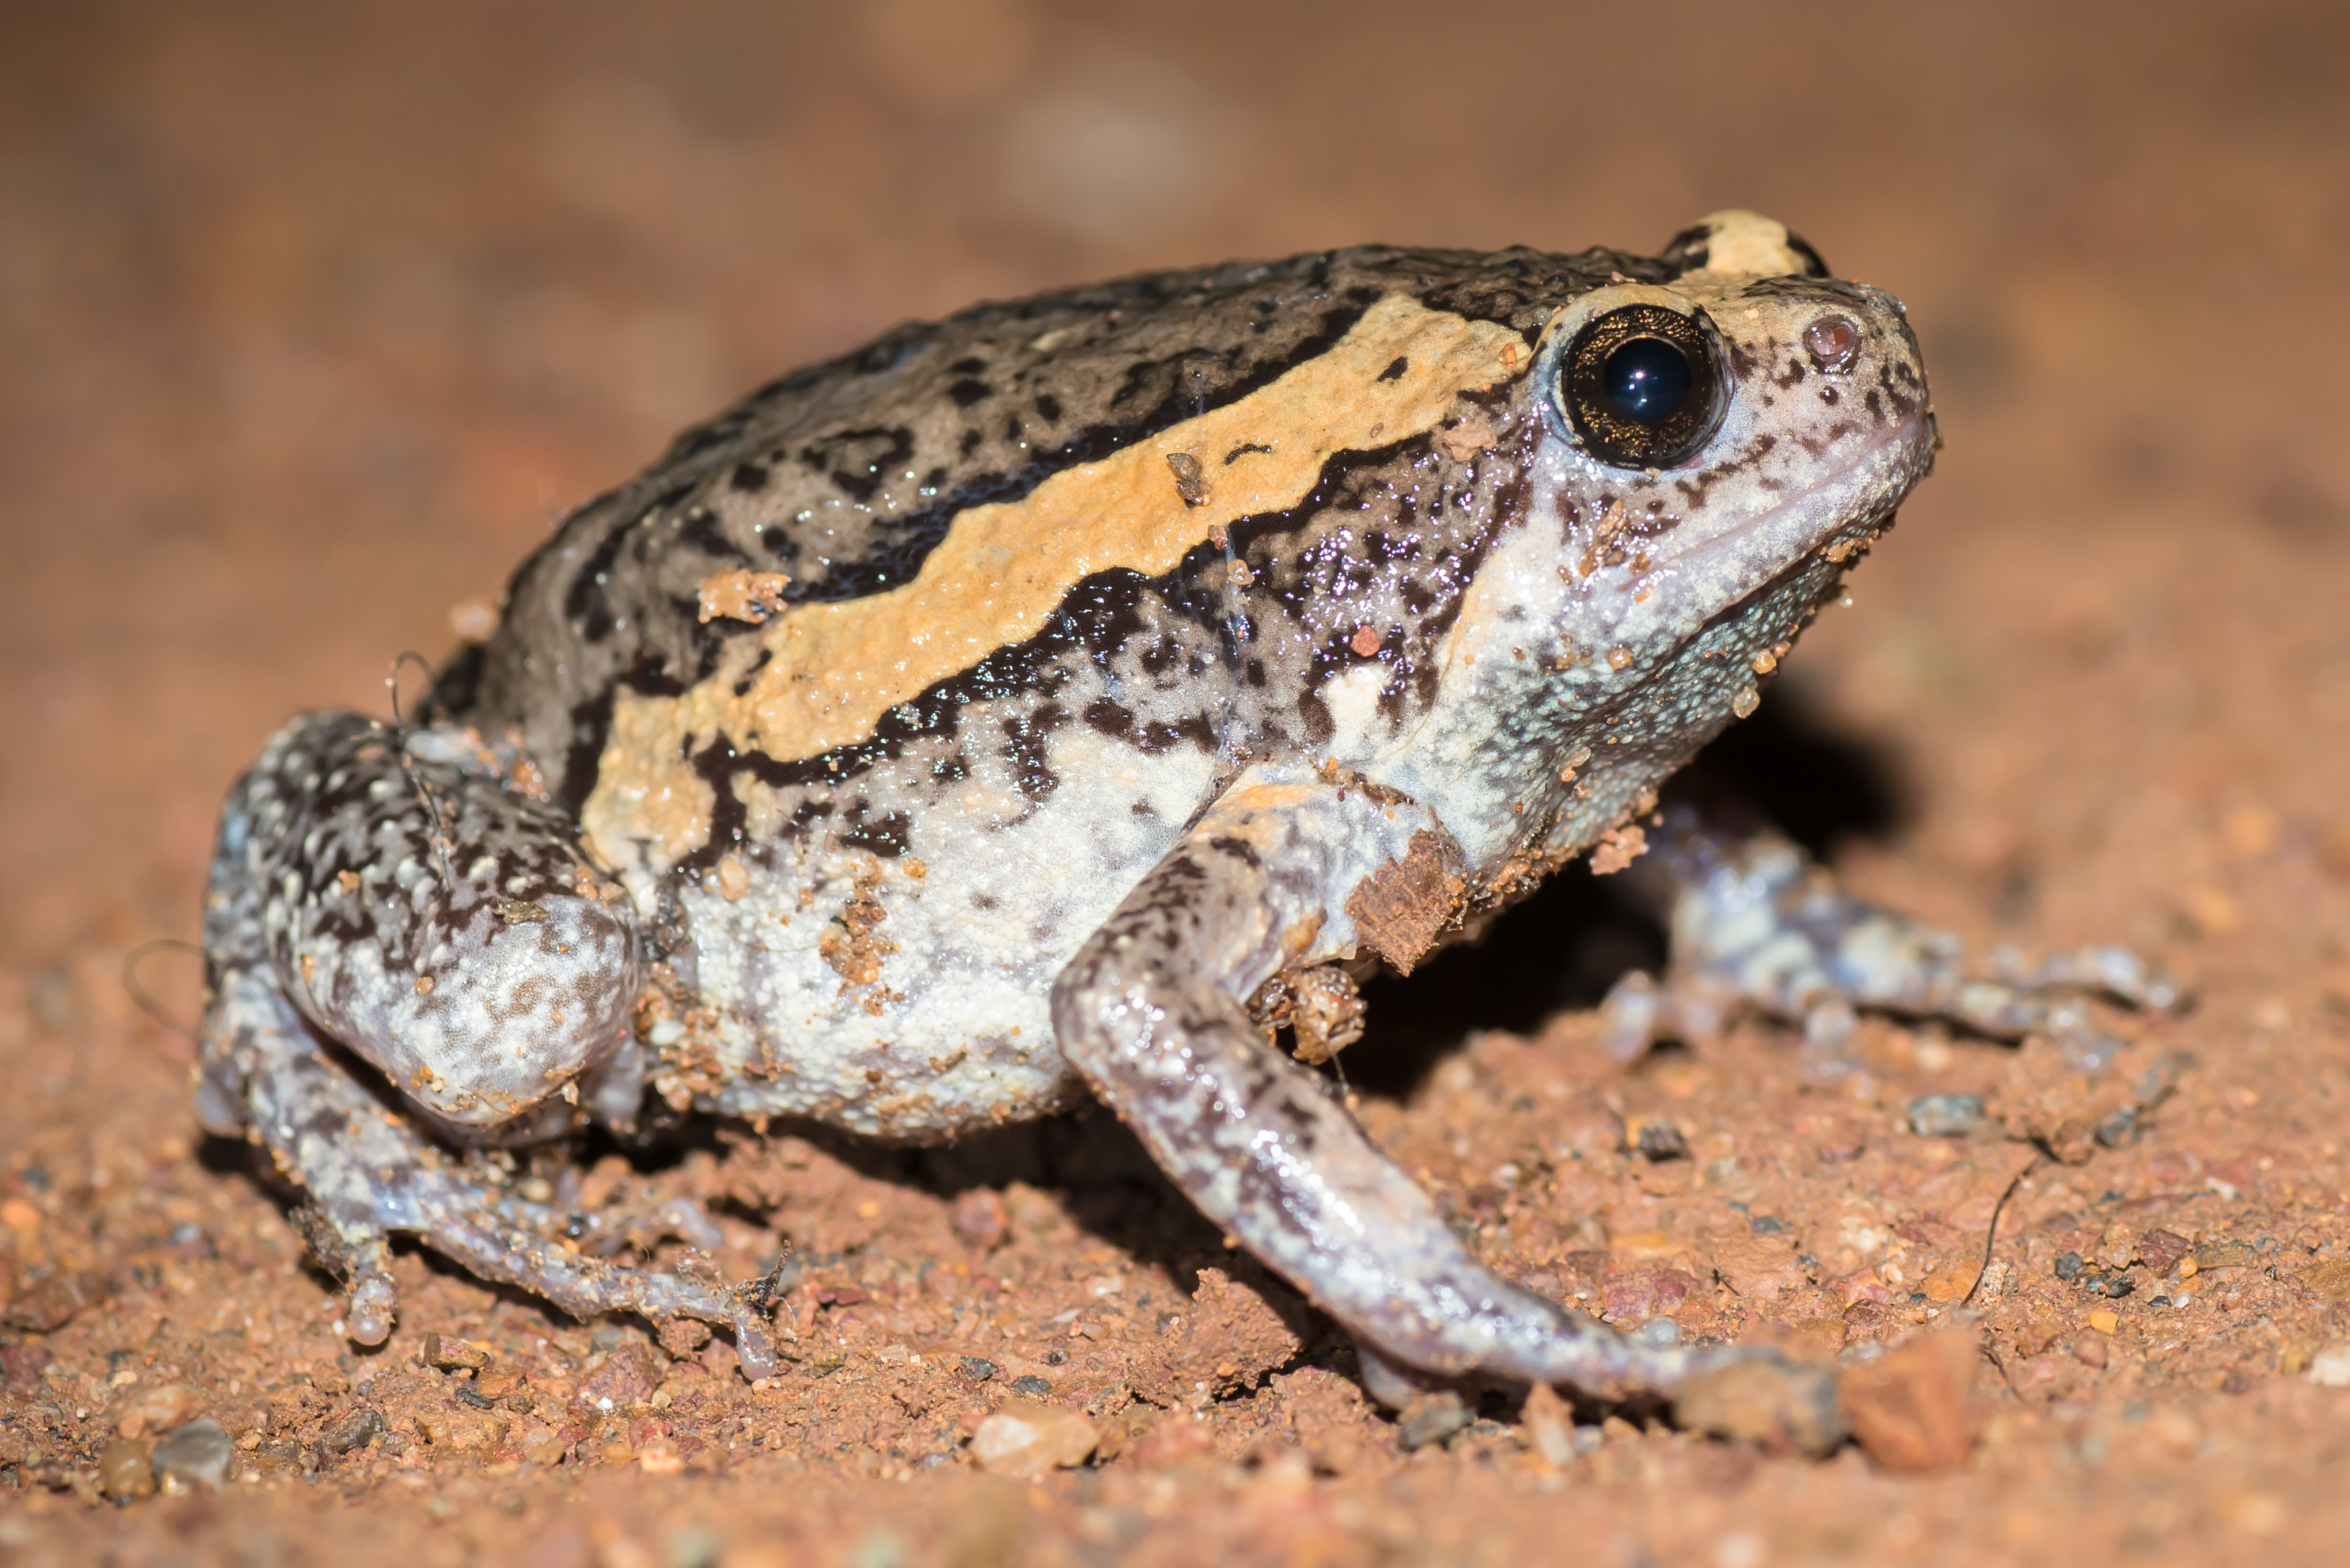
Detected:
left=1638, top=408, right=1935, bottom=623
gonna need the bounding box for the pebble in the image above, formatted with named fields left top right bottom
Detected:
left=1840, top=1330, right=1983, bottom=1473
left=1396, top=1389, right=1472, bottom=1452
left=950, top=1189, right=1009, bottom=1251
left=422, top=1332, right=490, bottom=1372
left=151, top=1417, right=233, bottom=1491
left=112, top=1381, right=203, bottom=1439
left=1906, top=1095, right=1987, bottom=1138
left=969, top=1402, right=1098, bottom=1478
left=96, top=1438, right=154, bottom=1500
left=1635, top=1120, right=1690, bottom=1161
left=2, top=1267, right=111, bottom=1332
left=1521, top=1383, right=1574, bottom=1467
left=2307, top=1343, right=2350, bottom=1388
left=319, top=1405, right=385, bottom=1455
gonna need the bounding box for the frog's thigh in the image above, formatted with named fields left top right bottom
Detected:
left=1051, top=772, right=1761, bottom=1399
left=204, top=960, right=779, bottom=1371
left=236, top=711, right=647, bottom=1136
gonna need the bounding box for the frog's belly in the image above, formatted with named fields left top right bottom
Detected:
left=669, top=731, right=1219, bottom=1140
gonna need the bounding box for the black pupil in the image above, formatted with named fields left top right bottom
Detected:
left=1603, top=337, right=1692, bottom=425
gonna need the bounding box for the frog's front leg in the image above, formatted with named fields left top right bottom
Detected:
left=1051, top=772, right=1800, bottom=1403
left=1598, top=806, right=2185, bottom=1076
left=198, top=712, right=778, bottom=1371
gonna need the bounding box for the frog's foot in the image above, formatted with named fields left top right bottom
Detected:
left=1052, top=770, right=1807, bottom=1406
left=1598, top=807, right=2186, bottom=1077
left=200, top=963, right=783, bottom=1376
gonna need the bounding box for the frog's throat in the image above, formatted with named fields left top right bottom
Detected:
left=581, top=294, right=1533, bottom=875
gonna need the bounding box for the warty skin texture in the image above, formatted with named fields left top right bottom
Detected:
left=200, top=212, right=1942, bottom=1400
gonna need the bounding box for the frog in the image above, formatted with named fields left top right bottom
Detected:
left=196, top=210, right=2173, bottom=1411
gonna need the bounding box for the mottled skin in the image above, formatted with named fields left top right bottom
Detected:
left=198, top=212, right=2164, bottom=1405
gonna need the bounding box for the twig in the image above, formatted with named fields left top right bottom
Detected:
left=120, top=938, right=202, bottom=1043
left=1961, top=1149, right=2049, bottom=1308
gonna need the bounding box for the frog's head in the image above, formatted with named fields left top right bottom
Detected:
left=1384, top=212, right=1936, bottom=868
left=1526, top=210, right=1935, bottom=667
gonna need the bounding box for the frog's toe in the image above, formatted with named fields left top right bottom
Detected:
left=205, top=963, right=779, bottom=1372
left=1616, top=807, right=2183, bottom=1072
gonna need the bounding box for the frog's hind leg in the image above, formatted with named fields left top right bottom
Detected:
left=1597, top=806, right=2185, bottom=1076
left=202, top=962, right=782, bottom=1374
left=197, top=710, right=780, bottom=1372
left=1051, top=770, right=1832, bottom=1426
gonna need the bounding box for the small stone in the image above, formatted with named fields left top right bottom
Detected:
left=578, top=1339, right=661, bottom=1406
left=422, top=1332, right=491, bottom=1372
left=950, top=1189, right=1009, bottom=1251
left=2075, top=1334, right=2109, bottom=1368
left=1906, top=1094, right=1987, bottom=1138
left=1674, top=1357, right=1847, bottom=1457
left=2140, top=1228, right=2193, bottom=1277
left=2053, top=1251, right=2084, bottom=1281
left=1394, top=1389, right=1472, bottom=1452
left=1711, top=1234, right=1805, bottom=1301
left=474, top=1369, right=526, bottom=1401
left=2194, top=1236, right=2260, bottom=1270
left=959, top=1356, right=999, bottom=1383
left=2095, top=1224, right=2139, bottom=1272
left=319, top=1405, right=384, bottom=1455
left=1840, top=1330, right=1983, bottom=1473
left=3, top=1268, right=111, bottom=1332
left=243, top=1440, right=308, bottom=1475
left=151, top=1418, right=234, bottom=1491
left=1635, top=1119, right=1689, bottom=1161
left=969, top=1401, right=1098, bottom=1478
left=520, top=1424, right=569, bottom=1467
left=416, top=1405, right=510, bottom=1453
left=2086, top=1308, right=2120, bottom=1337
left=0, top=1343, right=54, bottom=1391
left=1009, top=1374, right=1052, bottom=1398
left=2305, top=1343, right=2350, bottom=1388
left=1521, top=1383, right=1574, bottom=1467
left=113, top=1381, right=204, bottom=1439
left=97, top=1438, right=154, bottom=1500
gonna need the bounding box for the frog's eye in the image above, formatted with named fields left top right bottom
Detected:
left=1559, top=304, right=1726, bottom=469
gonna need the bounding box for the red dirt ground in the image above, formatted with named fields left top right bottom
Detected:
left=5, top=2, right=2349, bottom=1563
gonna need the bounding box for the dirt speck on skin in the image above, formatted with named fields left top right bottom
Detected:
left=8, top=1, right=2350, bottom=1562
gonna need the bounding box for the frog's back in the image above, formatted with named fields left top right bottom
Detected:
left=451, top=244, right=1661, bottom=807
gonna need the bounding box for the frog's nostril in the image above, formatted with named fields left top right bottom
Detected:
left=1803, top=315, right=1862, bottom=373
